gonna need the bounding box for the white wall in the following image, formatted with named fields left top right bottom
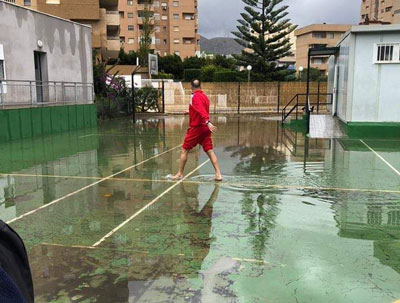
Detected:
left=351, top=32, right=400, bottom=122
left=0, top=1, right=93, bottom=84
left=330, top=29, right=400, bottom=123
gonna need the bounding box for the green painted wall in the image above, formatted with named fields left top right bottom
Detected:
left=0, top=104, right=97, bottom=143
left=341, top=121, right=400, bottom=139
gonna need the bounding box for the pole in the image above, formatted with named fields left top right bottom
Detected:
left=161, top=80, right=165, bottom=114
left=317, top=80, right=321, bottom=113
left=131, top=73, right=136, bottom=123
left=306, top=50, right=311, bottom=134
left=277, top=82, right=281, bottom=114
left=237, top=82, right=241, bottom=114
left=248, top=70, right=250, bottom=83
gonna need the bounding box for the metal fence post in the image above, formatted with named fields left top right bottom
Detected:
left=62, top=82, right=65, bottom=103
left=161, top=80, right=165, bottom=113
left=237, top=82, right=241, bottom=114
left=0, top=81, right=3, bottom=105
left=29, top=81, right=33, bottom=105
left=54, top=82, right=58, bottom=104
left=74, top=82, right=78, bottom=104
left=317, top=80, right=321, bottom=113
left=277, top=82, right=281, bottom=114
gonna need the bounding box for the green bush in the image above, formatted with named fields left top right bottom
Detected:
left=213, top=71, right=241, bottom=82
left=201, top=65, right=218, bottom=82
left=183, top=69, right=202, bottom=82
left=135, top=87, right=160, bottom=113
left=157, top=72, right=174, bottom=79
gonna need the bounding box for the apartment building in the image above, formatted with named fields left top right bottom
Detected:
left=295, top=24, right=351, bottom=75
left=360, top=0, right=400, bottom=24
left=119, top=0, right=200, bottom=58
left=5, top=0, right=200, bottom=59
left=4, top=0, right=118, bottom=58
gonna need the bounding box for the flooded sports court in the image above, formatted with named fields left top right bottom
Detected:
left=1, top=115, right=400, bottom=303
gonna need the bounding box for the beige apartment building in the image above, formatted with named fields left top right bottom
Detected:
left=5, top=0, right=200, bottom=59
left=119, top=0, right=200, bottom=58
left=295, top=24, right=351, bottom=75
left=360, top=0, right=400, bottom=24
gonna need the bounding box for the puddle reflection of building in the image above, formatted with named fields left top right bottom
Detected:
left=325, top=140, right=400, bottom=275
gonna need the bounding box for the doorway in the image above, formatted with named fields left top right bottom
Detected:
left=34, top=51, right=48, bottom=103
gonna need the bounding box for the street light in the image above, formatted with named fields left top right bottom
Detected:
left=298, top=66, right=304, bottom=81
left=247, top=65, right=252, bottom=83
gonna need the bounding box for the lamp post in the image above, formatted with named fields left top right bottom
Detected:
left=298, top=66, right=304, bottom=82
left=247, top=65, right=252, bottom=83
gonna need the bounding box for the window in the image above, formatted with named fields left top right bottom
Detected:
left=386, top=6, right=393, bottom=12
left=46, top=0, right=60, bottom=3
left=24, top=0, right=31, bottom=5
left=328, top=33, right=334, bottom=39
left=128, top=38, right=135, bottom=44
left=173, top=14, right=179, bottom=19
left=173, top=26, right=179, bottom=32
left=173, top=1, right=179, bottom=7
left=174, top=51, right=180, bottom=56
left=312, top=32, right=327, bottom=39
left=312, top=58, right=324, bottom=65
left=154, top=13, right=160, bottom=20
left=374, top=43, right=400, bottom=63
left=162, top=15, right=168, bottom=20
left=163, top=39, right=167, bottom=45
left=154, top=26, right=160, bottom=32
left=127, top=0, right=133, bottom=5
left=127, top=13, right=134, bottom=18
left=128, top=25, right=134, bottom=31
left=120, top=37, right=125, bottom=43
left=155, top=38, right=161, bottom=45
left=174, top=39, right=180, bottom=44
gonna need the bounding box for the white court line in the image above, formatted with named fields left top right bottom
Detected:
left=360, top=140, right=400, bottom=178
left=92, top=159, right=210, bottom=247
left=79, top=134, right=96, bottom=139
left=6, top=144, right=182, bottom=225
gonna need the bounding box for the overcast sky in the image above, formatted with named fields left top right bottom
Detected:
left=198, top=0, right=361, bottom=38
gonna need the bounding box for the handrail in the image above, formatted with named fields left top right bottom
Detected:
left=282, top=93, right=333, bottom=124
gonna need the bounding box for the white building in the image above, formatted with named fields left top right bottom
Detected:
left=328, top=25, right=400, bottom=137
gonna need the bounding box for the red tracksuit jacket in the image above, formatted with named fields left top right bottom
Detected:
left=189, top=90, right=210, bottom=127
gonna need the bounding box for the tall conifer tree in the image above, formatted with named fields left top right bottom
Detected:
left=232, top=0, right=296, bottom=80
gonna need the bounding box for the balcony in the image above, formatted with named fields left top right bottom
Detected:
left=137, top=4, right=155, bottom=12
left=106, top=11, right=120, bottom=27
left=100, top=0, right=118, bottom=8
left=107, top=36, right=121, bottom=51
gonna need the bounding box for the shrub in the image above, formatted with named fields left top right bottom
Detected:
left=201, top=65, right=218, bottom=82
left=157, top=72, right=174, bottom=79
left=183, top=69, right=202, bottom=82
left=213, top=71, right=241, bottom=82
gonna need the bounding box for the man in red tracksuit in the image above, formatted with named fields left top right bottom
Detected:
left=172, top=79, right=222, bottom=181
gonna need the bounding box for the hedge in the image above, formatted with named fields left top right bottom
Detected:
left=183, top=69, right=202, bottom=82
left=213, top=71, right=242, bottom=82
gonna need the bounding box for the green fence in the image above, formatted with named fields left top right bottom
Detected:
left=0, top=104, right=97, bottom=142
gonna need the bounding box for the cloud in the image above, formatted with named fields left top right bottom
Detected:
left=198, top=0, right=361, bottom=38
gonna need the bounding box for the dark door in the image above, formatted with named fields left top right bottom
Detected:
left=34, top=52, right=43, bottom=103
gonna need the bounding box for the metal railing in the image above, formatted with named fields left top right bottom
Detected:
left=0, top=80, right=94, bottom=108
left=281, top=93, right=333, bottom=124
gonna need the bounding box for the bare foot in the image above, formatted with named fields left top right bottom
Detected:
left=171, top=173, right=183, bottom=180
left=214, top=175, right=223, bottom=182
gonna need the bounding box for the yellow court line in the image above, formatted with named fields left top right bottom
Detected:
left=6, top=144, right=183, bottom=225
left=92, top=159, right=211, bottom=247
left=2, top=172, right=400, bottom=194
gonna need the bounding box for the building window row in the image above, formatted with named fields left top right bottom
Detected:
left=312, top=32, right=335, bottom=39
